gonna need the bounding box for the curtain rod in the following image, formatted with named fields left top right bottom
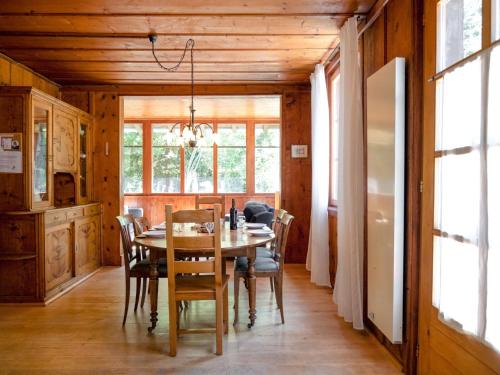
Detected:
left=429, top=38, right=500, bottom=82
left=323, top=14, right=367, bottom=65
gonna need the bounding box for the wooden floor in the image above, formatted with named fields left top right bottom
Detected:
left=0, top=264, right=401, bottom=375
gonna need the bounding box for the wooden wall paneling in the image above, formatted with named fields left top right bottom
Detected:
left=360, top=0, right=423, bottom=373
left=281, top=89, right=312, bottom=263
left=0, top=95, right=26, bottom=211
left=93, top=92, right=121, bottom=265
left=0, top=54, right=59, bottom=98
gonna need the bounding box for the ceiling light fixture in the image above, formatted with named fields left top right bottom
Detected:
left=148, top=34, right=217, bottom=148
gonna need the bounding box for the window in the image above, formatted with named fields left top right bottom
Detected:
left=437, top=0, right=482, bottom=70
left=152, top=124, right=181, bottom=193
left=255, top=124, right=280, bottom=193
left=123, top=124, right=143, bottom=193
left=122, top=119, right=280, bottom=195
left=494, top=0, right=500, bottom=41
left=217, top=123, right=246, bottom=193
left=331, top=74, right=341, bottom=204
left=432, top=0, right=500, bottom=349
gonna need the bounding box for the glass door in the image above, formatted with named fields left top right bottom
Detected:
left=32, top=99, right=52, bottom=209
left=78, top=116, right=91, bottom=203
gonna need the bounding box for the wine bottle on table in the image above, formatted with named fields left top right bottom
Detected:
left=229, top=199, right=237, bottom=230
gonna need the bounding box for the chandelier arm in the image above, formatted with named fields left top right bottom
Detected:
left=149, top=36, right=194, bottom=72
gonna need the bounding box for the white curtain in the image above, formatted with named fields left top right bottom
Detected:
left=433, top=45, right=500, bottom=351
left=333, top=17, right=365, bottom=330
left=306, top=64, right=331, bottom=287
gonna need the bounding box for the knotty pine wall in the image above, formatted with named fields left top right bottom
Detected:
left=360, top=0, right=423, bottom=373
left=0, top=53, right=60, bottom=97
left=61, top=84, right=312, bottom=266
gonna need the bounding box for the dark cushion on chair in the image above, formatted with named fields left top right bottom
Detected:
left=257, top=247, right=273, bottom=258
left=250, top=211, right=274, bottom=227
left=235, top=256, right=279, bottom=273
left=131, top=258, right=167, bottom=277
left=243, top=204, right=268, bottom=221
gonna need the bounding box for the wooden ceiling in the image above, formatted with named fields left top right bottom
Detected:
left=0, top=0, right=376, bottom=85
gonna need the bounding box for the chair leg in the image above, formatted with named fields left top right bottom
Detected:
left=168, top=295, right=178, bottom=356
left=233, top=274, right=240, bottom=324
left=215, top=289, right=224, bottom=355
left=134, top=277, right=141, bottom=312
left=122, top=276, right=130, bottom=326
left=270, top=277, right=274, bottom=292
left=223, top=285, right=229, bottom=334
left=176, top=301, right=181, bottom=331
left=140, top=277, right=147, bottom=308
left=275, top=276, right=285, bottom=324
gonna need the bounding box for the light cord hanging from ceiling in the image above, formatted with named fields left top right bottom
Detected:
left=148, top=34, right=215, bottom=148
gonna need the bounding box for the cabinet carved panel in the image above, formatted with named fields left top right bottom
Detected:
left=75, top=215, right=100, bottom=275
left=53, top=108, right=77, bottom=172
left=45, top=223, right=73, bottom=291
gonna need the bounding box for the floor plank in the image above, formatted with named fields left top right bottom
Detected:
left=0, top=264, right=401, bottom=375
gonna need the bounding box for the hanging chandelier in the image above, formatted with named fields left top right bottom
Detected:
left=148, top=34, right=217, bottom=147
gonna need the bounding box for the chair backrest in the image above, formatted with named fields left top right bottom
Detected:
left=133, top=216, right=151, bottom=235
left=116, top=214, right=139, bottom=273
left=271, top=209, right=287, bottom=250
left=195, top=195, right=226, bottom=218
left=274, top=212, right=294, bottom=269
left=165, top=204, right=223, bottom=288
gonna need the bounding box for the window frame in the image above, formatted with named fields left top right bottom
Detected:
left=325, top=59, right=341, bottom=208
left=122, top=122, right=144, bottom=194
left=122, top=118, right=281, bottom=196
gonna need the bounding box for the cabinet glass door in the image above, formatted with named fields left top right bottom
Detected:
left=79, top=120, right=90, bottom=202
left=33, top=105, right=50, bottom=204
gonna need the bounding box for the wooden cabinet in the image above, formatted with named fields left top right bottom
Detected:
left=45, top=222, right=73, bottom=291
left=0, top=203, right=102, bottom=303
left=0, top=87, right=94, bottom=211
left=53, top=107, right=78, bottom=173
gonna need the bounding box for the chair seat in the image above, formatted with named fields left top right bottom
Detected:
left=175, top=274, right=229, bottom=300
left=235, top=256, right=279, bottom=273
left=130, top=258, right=167, bottom=277
left=256, top=247, right=273, bottom=258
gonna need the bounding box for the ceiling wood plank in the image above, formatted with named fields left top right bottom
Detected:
left=0, top=15, right=342, bottom=35
left=46, top=71, right=310, bottom=82
left=0, top=35, right=338, bottom=50
left=27, top=61, right=315, bottom=73
left=0, top=0, right=375, bottom=15
left=1, top=49, right=329, bottom=62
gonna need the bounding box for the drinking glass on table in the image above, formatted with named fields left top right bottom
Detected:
left=205, top=222, right=214, bottom=234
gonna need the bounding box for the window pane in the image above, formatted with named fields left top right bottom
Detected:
left=494, top=0, right=500, bottom=41
left=255, top=124, right=280, bottom=193
left=185, top=147, right=214, bottom=193
left=255, top=148, right=280, bottom=193
left=218, top=148, right=246, bottom=192
left=437, top=0, right=482, bottom=70
left=123, top=124, right=143, bottom=193
left=434, top=152, right=480, bottom=239
left=331, top=75, right=340, bottom=202
left=435, top=58, right=481, bottom=151
left=217, top=124, right=246, bottom=193
left=433, top=236, right=480, bottom=334
left=255, top=124, right=280, bottom=147
left=152, top=125, right=181, bottom=193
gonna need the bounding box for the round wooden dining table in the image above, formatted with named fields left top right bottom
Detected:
left=134, top=224, right=275, bottom=331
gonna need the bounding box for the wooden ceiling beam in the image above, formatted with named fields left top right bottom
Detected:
left=0, top=35, right=338, bottom=50
left=0, top=0, right=375, bottom=15
left=1, top=49, right=329, bottom=62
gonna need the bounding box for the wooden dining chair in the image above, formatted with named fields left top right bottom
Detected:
left=116, top=215, right=167, bottom=325
left=195, top=195, right=226, bottom=218
left=256, top=208, right=287, bottom=292
left=234, top=212, right=294, bottom=325
left=165, top=204, right=229, bottom=356
left=132, top=215, right=152, bottom=308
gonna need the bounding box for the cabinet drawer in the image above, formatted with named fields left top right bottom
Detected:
left=45, top=211, right=67, bottom=225
left=84, top=205, right=100, bottom=216
left=67, top=207, right=83, bottom=220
